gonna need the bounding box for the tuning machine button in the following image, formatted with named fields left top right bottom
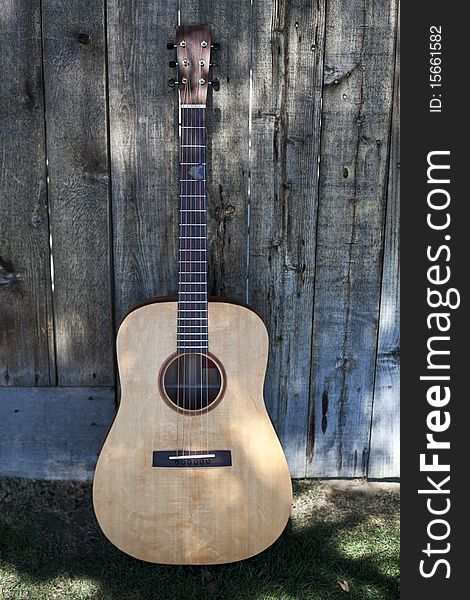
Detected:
left=169, top=60, right=178, bottom=68
left=167, top=42, right=176, bottom=50
left=210, top=78, right=220, bottom=91
left=168, top=78, right=178, bottom=88
left=211, top=42, right=220, bottom=51
left=210, top=62, right=218, bottom=68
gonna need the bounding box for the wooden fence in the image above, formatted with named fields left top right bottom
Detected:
left=0, top=0, right=399, bottom=480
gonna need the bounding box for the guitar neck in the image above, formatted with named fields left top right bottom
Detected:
left=177, top=105, right=208, bottom=353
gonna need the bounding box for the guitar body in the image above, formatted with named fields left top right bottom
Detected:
left=93, top=299, right=292, bottom=565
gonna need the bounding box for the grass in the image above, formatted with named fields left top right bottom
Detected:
left=0, top=478, right=399, bottom=600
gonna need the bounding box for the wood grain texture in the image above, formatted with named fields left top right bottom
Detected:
left=41, top=0, right=113, bottom=385
left=107, top=0, right=179, bottom=325
left=368, top=15, right=400, bottom=480
left=0, top=0, right=55, bottom=385
left=249, top=0, right=326, bottom=477
left=0, top=387, right=114, bottom=480
left=180, top=1, right=251, bottom=301
left=93, top=300, right=292, bottom=564
left=306, top=0, right=399, bottom=477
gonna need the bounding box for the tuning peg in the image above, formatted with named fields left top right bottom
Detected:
left=211, top=42, right=220, bottom=50
left=167, top=42, right=176, bottom=50
left=210, top=78, right=220, bottom=91
left=168, top=78, right=178, bottom=88
left=210, top=62, right=218, bottom=68
left=169, top=60, right=178, bottom=68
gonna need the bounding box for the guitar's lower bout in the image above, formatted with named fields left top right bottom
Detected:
left=93, top=299, right=293, bottom=565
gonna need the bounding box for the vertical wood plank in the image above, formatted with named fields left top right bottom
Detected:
left=0, top=1, right=54, bottom=385
left=108, top=0, right=179, bottom=324
left=181, top=0, right=251, bottom=301
left=368, top=15, right=400, bottom=480
left=41, top=1, right=113, bottom=385
left=306, top=0, right=398, bottom=477
left=249, top=0, right=326, bottom=477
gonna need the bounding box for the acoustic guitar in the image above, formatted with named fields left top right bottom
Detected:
left=93, top=24, right=292, bottom=565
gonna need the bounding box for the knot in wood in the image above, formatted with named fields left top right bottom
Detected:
left=78, top=33, right=90, bottom=45
left=223, top=204, right=235, bottom=217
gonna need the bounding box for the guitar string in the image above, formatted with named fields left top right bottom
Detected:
left=178, top=45, right=188, bottom=457
left=181, top=38, right=191, bottom=457
left=176, top=52, right=182, bottom=458
left=184, top=41, right=192, bottom=456
left=188, top=47, right=194, bottom=455
left=192, top=46, right=205, bottom=454
left=177, top=43, right=190, bottom=457
left=176, top=50, right=182, bottom=457
left=202, top=43, right=210, bottom=455
left=200, top=42, right=210, bottom=455
left=196, top=39, right=205, bottom=454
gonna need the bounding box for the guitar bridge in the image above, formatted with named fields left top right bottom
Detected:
left=152, top=450, right=232, bottom=468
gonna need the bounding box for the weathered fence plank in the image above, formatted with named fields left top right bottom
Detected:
left=107, top=0, right=179, bottom=324
left=0, top=387, right=115, bottom=480
left=369, top=17, right=400, bottom=480
left=0, top=1, right=55, bottom=386
left=41, top=0, right=113, bottom=385
left=306, top=0, right=398, bottom=477
left=182, top=0, right=251, bottom=301
left=249, top=0, right=326, bottom=477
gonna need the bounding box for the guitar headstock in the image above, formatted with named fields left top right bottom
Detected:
left=168, top=25, right=220, bottom=104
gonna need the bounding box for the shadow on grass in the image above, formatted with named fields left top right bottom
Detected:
left=0, top=479, right=399, bottom=600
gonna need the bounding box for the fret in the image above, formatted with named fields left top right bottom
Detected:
left=178, top=320, right=207, bottom=322
left=179, top=249, right=207, bottom=252
left=179, top=204, right=206, bottom=210
left=181, top=126, right=205, bottom=129
left=176, top=331, right=207, bottom=337
left=178, top=346, right=208, bottom=350
left=180, top=162, right=206, bottom=165
left=180, top=179, right=206, bottom=182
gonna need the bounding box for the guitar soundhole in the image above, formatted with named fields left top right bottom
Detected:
left=162, top=353, right=223, bottom=412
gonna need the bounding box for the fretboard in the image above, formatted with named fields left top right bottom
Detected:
left=177, top=106, right=208, bottom=353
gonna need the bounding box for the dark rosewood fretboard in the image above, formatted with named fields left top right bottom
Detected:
left=177, top=106, right=208, bottom=353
